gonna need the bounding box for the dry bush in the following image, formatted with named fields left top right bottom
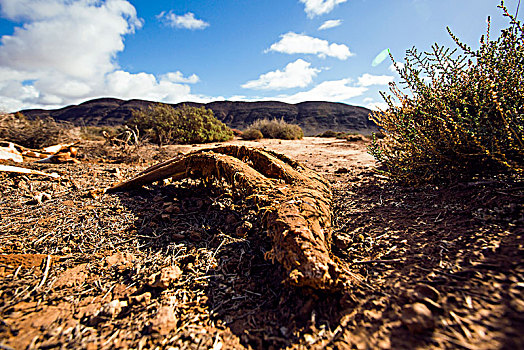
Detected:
left=317, top=130, right=345, bottom=138
left=247, top=118, right=303, bottom=140
left=0, top=112, right=73, bottom=148
left=241, top=128, right=263, bottom=140
left=78, top=125, right=124, bottom=141
left=369, top=1, right=524, bottom=184
left=78, top=141, right=176, bottom=165
left=128, top=104, right=233, bottom=145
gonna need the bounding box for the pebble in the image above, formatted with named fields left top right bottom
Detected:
left=150, top=306, right=177, bottom=335
left=401, top=302, right=435, bottom=333
left=98, top=300, right=128, bottom=318
left=129, top=292, right=151, bottom=306
left=30, top=192, right=52, bottom=204
left=148, top=266, right=182, bottom=289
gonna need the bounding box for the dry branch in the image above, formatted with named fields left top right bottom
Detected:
left=0, top=165, right=60, bottom=178
left=108, top=145, right=351, bottom=290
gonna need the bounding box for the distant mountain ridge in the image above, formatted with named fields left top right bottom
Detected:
left=20, top=98, right=377, bottom=136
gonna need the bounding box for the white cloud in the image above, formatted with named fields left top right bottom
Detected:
left=0, top=0, right=142, bottom=80
left=157, top=11, right=209, bottom=30
left=267, top=32, right=353, bottom=60
left=280, top=78, right=366, bottom=103
left=299, top=0, right=349, bottom=18
left=365, top=101, right=389, bottom=111
left=241, top=59, right=320, bottom=90
left=318, top=19, right=342, bottom=30
left=357, top=73, right=394, bottom=87
left=234, top=79, right=367, bottom=104
left=389, top=61, right=405, bottom=73
left=105, top=70, right=215, bottom=102
left=0, top=0, right=211, bottom=112
left=161, top=71, right=200, bottom=84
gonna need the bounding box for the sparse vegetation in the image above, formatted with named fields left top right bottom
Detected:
left=317, top=130, right=368, bottom=141
left=128, top=104, right=234, bottom=145
left=241, top=128, right=264, bottom=140
left=0, top=112, right=72, bottom=148
left=79, top=125, right=124, bottom=141
left=244, top=118, right=303, bottom=140
left=317, top=130, right=344, bottom=138
left=369, top=1, right=524, bottom=184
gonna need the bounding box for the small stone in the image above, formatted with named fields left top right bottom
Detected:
left=164, top=204, right=180, bottom=214
left=129, top=292, right=151, bottom=306
left=401, top=303, right=435, bottom=333
left=150, top=306, right=177, bottom=335
left=333, top=235, right=351, bottom=250
left=98, top=300, right=127, bottom=318
left=304, top=334, right=315, bottom=345
left=104, top=252, right=135, bottom=269
left=148, top=266, right=182, bottom=289
left=30, top=192, right=52, bottom=204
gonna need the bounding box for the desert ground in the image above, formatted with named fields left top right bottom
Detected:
left=0, top=137, right=522, bottom=349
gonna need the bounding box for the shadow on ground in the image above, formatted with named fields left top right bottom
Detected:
left=114, top=180, right=354, bottom=349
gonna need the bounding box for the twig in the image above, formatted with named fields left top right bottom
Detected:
left=352, top=258, right=403, bottom=265
left=102, top=329, right=120, bottom=347
left=33, top=231, right=55, bottom=246
left=12, top=265, right=22, bottom=279
left=414, top=266, right=467, bottom=280
left=101, top=284, right=116, bottom=301
left=449, top=310, right=473, bottom=341
left=36, top=255, right=52, bottom=290
left=0, top=343, right=15, bottom=350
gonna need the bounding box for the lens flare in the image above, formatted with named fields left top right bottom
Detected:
left=372, top=48, right=390, bottom=67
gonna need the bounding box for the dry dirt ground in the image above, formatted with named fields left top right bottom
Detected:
left=0, top=137, right=522, bottom=350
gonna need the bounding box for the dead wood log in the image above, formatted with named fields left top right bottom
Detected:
left=107, top=145, right=352, bottom=291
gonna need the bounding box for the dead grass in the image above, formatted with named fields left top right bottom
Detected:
left=0, top=140, right=521, bottom=349
left=0, top=113, right=74, bottom=148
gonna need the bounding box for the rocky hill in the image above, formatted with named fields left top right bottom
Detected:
left=20, top=98, right=377, bottom=136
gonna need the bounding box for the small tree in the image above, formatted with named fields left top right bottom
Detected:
left=128, top=104, right=234, bottom=145
left=369, top=1, right=524, bottom=184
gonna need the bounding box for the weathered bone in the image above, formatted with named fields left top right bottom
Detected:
left=108, top=145, right=351, bottom=290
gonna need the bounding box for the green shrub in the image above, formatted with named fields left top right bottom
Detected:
left=0, top=112, right=72, bottom=148
left=369, top=1, right=524, bottom=184
left=246, top=118, right=303, bottom=140
left=242, top=128, right=263, bottom=140
left=128, top=104, right=234, bottom=145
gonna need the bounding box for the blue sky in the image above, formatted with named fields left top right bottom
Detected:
left=0, top=0, right=520, bottom=112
